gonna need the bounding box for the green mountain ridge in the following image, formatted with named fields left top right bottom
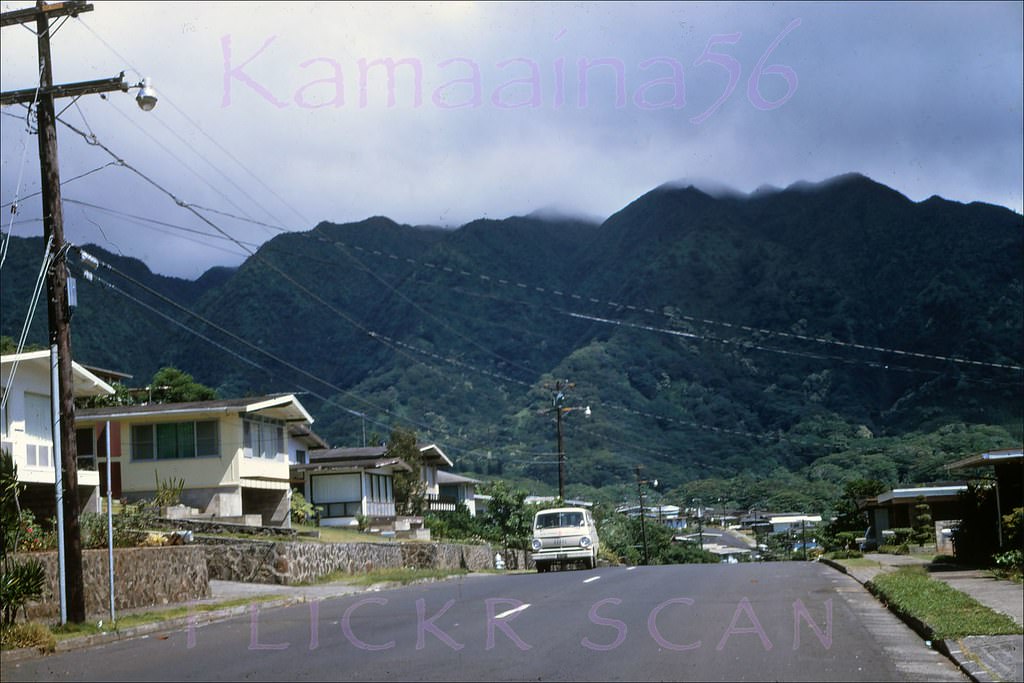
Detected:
left=2, top=173, right=1021, bottom=510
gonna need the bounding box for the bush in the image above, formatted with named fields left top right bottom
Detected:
left=0, top=559, right=46, bottom=627
left=15, top=511, right=55, bottom=553
left=290, top=490, right=319, bottom=526
left=0, top=621, right=55, bottom=652
left=826, top=549, right=863, bottom=560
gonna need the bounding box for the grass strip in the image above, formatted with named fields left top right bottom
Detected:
left=300, top=567, right=469, bottom=587
left=49, top=595, right=286, bottom=641
left=869, top=566, right=1023, bottom=640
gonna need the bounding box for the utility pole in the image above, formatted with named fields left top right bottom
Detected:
left=553, top=380, right=570, bottom=501
left=544, top=380, right=589, bottom=501
left=635, top=465, right=649, bottom=565
left=2, top=0, right=155, bottom=624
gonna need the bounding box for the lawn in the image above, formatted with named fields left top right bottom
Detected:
left=868, top=566, right=1023, bottom=640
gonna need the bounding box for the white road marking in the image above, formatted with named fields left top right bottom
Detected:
left=626, top=566, right=637, bottom=571
left=583, top=576, right=601, bottom=583
left=494, top=604, right=531, bottom=620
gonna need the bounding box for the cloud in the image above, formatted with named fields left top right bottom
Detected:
left=1, top=1, right=1020, bottom=278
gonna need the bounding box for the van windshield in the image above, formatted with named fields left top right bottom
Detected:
left=535, top=511, right=584, bottom=529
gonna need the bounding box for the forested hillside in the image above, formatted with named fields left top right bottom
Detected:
left=3, top=173, right=1020, bottom=511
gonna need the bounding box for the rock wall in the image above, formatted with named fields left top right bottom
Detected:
left=12, top=546, right=210, bottom=621
left=199, top=538, right=530, bottom=585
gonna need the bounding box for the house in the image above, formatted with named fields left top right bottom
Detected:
left=768, top=514, right=822, bottom=534
left=75, top=393, right=314, bottom=528
left=287, top=423, right=329, bottom=464
left=859, top=485, right=968, bottom=548
left=290, top=446, right=411, bottom=527
left=291, top=442, right=453, bottom=527
left=947, top=448, right=1023, bottom=549
left=432, top=470, right=482, bottom=516
left=1, top=350, right=115, bottom=518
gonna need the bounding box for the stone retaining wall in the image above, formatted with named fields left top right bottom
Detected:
left=12, top=546, right=210, bottom=621
left=198, top=537, right=530, bottom=585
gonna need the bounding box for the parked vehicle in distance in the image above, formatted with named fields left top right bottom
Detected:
left=530, top=507, right=599, bottom=572
left=857, top=526, right=879, bottom=552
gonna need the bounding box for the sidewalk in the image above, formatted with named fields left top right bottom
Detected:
left=826, top=554, right=1023, bottom=683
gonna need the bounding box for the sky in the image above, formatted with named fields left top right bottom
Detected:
left=1, top=1, right=1022, bottom=279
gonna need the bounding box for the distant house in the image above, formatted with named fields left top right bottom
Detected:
left=859, top=485, right=968, bottom=548
left=291, top=442, right=454, bottom=527
left=290, top=446, right=412, bottom=527
left=287, top=423, right=328, bottom=465
left=75, top=393, right=314, bottom=527
left=2, top=351, right=115, bottom=519
left=432, top=470, right=483, bottom=516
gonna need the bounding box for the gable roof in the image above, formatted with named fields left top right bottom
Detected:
left=2, top=350, right=115, bottom=398
left=947, top=448, right=1023, bottom=470
left=308, top=443, right=454, bottom=468
left=437, top=471, right=482, bottom=485
left=76, top=393, right=313, bottom=423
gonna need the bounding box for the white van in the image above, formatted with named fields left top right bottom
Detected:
left=530, top=507, right=600, bottom=572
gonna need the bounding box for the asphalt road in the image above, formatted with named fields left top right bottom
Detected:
left=4, top=562, right=966, bottom=682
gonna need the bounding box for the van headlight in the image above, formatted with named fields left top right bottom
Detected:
left=580, top=536, right=592, bottom=548
left=531, top=538, right=542, bottom=552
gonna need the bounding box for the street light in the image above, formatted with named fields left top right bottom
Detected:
left=135, top=77, right=158, bottom=111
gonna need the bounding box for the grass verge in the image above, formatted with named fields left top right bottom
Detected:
left=44, top=595, right=286, bottom=642
left=868, top=566, right=1023, bottom=640
left=300, top=567, right=469, bottom=587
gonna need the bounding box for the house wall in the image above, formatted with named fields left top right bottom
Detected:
left=79, top=412, right=292, bottom=524
left=2, top=361, right=100, bottom=512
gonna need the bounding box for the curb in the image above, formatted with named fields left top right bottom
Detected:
left=820, top=557, right=995, bottom=683
left=2, top=594, right=304, bottom=664
left=2, top=572, right=482, bottom=663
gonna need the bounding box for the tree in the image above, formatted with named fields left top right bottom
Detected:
left=480, top=481, right=532, bottom=556
left=149, top=367, right=217, bottom=403
left=388, top=427, right=425, bottom=516
left=912, top=496, right=935, bottom=546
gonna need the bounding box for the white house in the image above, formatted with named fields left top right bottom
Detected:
left=433, top=470, right=483, bottom=516
left=76, top=393, right=313, bottom=527
left=291, top=446, right=412, bottom=527
left=1, top=350, right=114, bottom=518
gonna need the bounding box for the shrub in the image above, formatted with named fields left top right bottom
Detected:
left=0, top=558, right=46, bottom=627
left=15, top=511, right=55, bottom=553
left=0, top=621, right=56, bottom=652
left=290, top=490, right=319, bottom=526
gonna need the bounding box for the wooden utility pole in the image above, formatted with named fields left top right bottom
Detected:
left=1, top=0, right=146, bottom=624
left=635, top=465, right=649, bottom=565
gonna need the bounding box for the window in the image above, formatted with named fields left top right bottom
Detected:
left=76, top=427, right=96, bottom=471
left=23, top=392, right=51, bottom=468
left=132, top=420, right=219, bottom=460
left=243, top=417, right=286, bottom=459
left=311, top=473, right=362, bottom=517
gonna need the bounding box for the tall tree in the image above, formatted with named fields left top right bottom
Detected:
left=388, top=427, right=425, bottom=515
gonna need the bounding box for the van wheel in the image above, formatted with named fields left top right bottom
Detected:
left=584, top=555, right=595, bottom=570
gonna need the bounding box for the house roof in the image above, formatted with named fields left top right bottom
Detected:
left=437, top=471, right=482, bottom=485
left=290, top=456, right=412, bottom=473
left=76, top=393, right=313, bottom=423
left=947, top=448, right=1023, bottom=470
left=308, top=443, right=454, bottom=468
left=2, top=350, right=115, bottom=397
left=769, top=514, right=822, bottom=525
left=288, top=423, right=329, bottom=449
left=875, top=485, right=967, bottom=504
